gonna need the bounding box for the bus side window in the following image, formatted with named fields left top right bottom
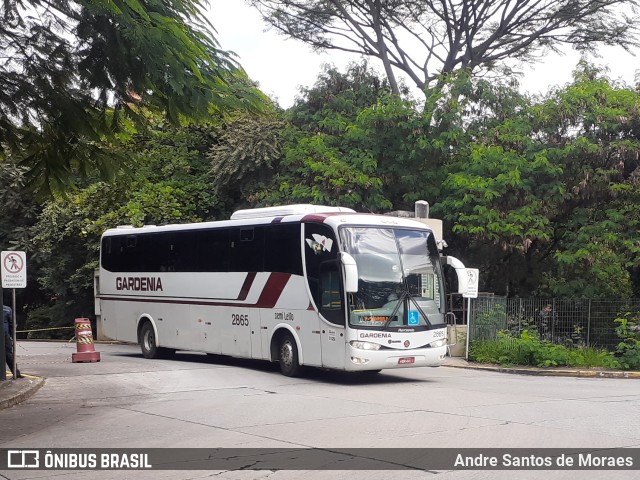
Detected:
left=239, top=228, right=254, bottom=242
left=116, top=235, right=143, bottom=272
left=318, top=261, right=345, bottom=326
left=264, top=224, right=303, bottom=275
left=230, top=226, right=264, bottom=272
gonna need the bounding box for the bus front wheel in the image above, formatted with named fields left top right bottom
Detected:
left=278, top=333, right=302, bottom=377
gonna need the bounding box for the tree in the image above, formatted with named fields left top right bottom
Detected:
left=208, top=114, right=287, bottom=209
left=262, top=62, right=401, bottom=210
left=439, top=63, right=640, bottom=297
left=207, top=62, right=398, bottom=210
left=288, top=61, right=406, bottom=128
left=0, top=163, right=39, bottom=249
left=23, top=118, right=224, bottom=334
left=249, top=0, right=639, bottom=95
left=0, top=162, right=43, bottom=317
left=534, top=64, right=640, bottom=297
left=1, top=0, right=267, bottom=195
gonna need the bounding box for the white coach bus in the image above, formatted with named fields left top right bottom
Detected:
left=97, top=204, right=468, bottom=376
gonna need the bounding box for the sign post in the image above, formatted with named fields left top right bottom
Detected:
left=1, top=251, right=27, bottom=380
left=0, top=299, right=4, bottom=381
left=462, top=268, right=480, bottom=360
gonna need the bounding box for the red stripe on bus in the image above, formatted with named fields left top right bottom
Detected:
left=237, top=272, right=256, bottom=300
left=255, top=272, right=291, bottom=308
left=301, top=212, right=359, bottom=222
left=301, top=214, right=331, bottom=222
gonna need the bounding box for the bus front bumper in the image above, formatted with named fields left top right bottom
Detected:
left=346, top=345, right=448, bottom=371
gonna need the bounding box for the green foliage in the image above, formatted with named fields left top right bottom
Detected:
left=21, top=119, right=223, bottom=332
left=0, top=163, right=40, bottom=249
left=249, top=62, right=398, bottom=210
left=0, top=0, right=268, bottom=196
left=350, top=94, right=442, bottom=207
left=469, top=329, right=619, bottom=369
left=438, top=63, right=640, bottom=297
left=6, top=59, right=640, bottom=337
left=259, top=129, right=391, bottom=210
left=442, top=143, right=563, bottom=252
left=611, top=312, right=640, bottom=370
left=289, top=61, right=410, bottom=130
left=470, top=309, right=640, bottom=370
left=208, top=114, right=286, bottom=207
left=244, top=62, right=640, bottom=298
left=533, top=64, right=640, bottom=297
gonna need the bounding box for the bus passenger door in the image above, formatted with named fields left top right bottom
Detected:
left=318, top=261, right=347, bottom=370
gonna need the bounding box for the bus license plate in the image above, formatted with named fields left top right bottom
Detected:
left=398, top=357, right=415, bottom=365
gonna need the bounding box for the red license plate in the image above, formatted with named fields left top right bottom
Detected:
left=398, top=357, right=415, bottom=365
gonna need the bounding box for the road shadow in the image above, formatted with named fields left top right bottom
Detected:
left=113, top=350, right=432, bottom=385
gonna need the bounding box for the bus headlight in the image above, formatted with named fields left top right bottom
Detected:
left=429, top=339, right=447, bottom=348
left=349, top=341, right=381, bottom=351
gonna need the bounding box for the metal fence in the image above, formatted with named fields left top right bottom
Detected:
left=466, top=295, right=640, bottom=350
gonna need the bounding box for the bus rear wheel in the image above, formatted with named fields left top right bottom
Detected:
left=278, top=333, right=302, bottom=377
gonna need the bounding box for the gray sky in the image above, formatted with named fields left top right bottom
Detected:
left=208, top=1, right=640, bottom=108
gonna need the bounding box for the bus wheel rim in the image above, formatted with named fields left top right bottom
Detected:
left=144, top=330, right=154, bottom=350
left=281, top=341, right=293, bottom=366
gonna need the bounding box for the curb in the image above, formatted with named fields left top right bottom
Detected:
left=0, top=376, right=45, bottom=410
left=443, top=362, right=640, bottom=379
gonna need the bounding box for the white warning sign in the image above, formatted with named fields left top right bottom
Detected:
left=1, top=251, right=27, bottom=289
left=462, top=268, right=479, bottom=298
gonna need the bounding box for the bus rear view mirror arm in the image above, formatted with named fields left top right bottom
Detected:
left=340, top=252, right=359, bottom=293
left=443, top=256, right=467, bottom=294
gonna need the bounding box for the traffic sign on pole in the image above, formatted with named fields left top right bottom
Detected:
left=462, top=268, right=479, bottom=299
left=1, top=251, right=27, bottom=289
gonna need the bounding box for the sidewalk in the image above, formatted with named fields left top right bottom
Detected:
left=442, top=356, right=640, bottom=378
left=0, top=373, right=45, bottom=410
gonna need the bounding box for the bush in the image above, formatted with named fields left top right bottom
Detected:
left=469, top=329, right=618, bottom=369
left=612, top=313, right=640, bottom=370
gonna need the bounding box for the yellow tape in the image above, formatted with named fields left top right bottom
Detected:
left=16, top=327, right=75, bottom=333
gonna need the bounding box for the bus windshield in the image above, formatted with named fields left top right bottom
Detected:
left=339, top=227, right=444, bottom=330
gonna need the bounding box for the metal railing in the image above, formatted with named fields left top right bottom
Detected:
left=466, top=295, right=640, bottom=350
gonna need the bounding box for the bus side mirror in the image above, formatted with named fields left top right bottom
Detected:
left=340, top=252, right=359, bottom=293
left=442, top=256, right=468, bottom=294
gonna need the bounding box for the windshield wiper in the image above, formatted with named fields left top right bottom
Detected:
left=408, top=293, right=431, bottom=327
left=381, top=286, right=432, bottom=331
left=381, top=288, right=407, bottom=331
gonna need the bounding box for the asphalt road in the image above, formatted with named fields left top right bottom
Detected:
left=1, top=341, right=639, bottom=480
